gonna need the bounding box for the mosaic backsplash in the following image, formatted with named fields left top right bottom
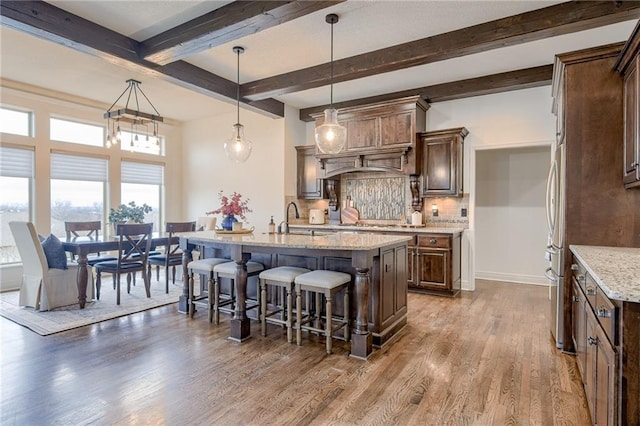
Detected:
left=343, top=175, right=406, bottom=220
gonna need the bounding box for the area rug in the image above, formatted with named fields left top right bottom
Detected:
left=0, top=278, right=183, bottom=336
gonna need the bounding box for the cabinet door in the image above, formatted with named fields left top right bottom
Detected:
left=380, top=248, right=396, bottom=323
left=407, top=246, right=416, bottom=288
left=422, top=136, right=456, bottom=195
left=346, top=117, right=378, bottom=151
left=623, top=58, right=640, bottom=187
left=394, top=245, right=407, bottom=312
left=416, top=248, right=448, bottom=290
left=380, top=111, right=413, bottom=147
left=595, top=324, right=618, bottom=426
left=586, top=309, right=598, bottom=422
left=572, top=279, right=587, bottom=380
left=295, top=146, right=323, bottom=199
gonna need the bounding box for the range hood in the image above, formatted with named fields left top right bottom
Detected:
left=317, top=146, right=418, bottom=177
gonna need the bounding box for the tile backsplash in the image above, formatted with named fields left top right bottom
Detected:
left=287, top=172, right=469, bottom=228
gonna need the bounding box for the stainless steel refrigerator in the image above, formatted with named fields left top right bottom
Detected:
left=545, top=141, right=565, bottom=349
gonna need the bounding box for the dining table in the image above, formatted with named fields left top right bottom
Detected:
left=179, top=230, right=412, bottom=360
left=62, top=232, right=178, bottom=309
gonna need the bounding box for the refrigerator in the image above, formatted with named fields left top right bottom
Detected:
left=545, top=141, right=565, bottom=349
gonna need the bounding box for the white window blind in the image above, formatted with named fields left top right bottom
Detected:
left=0, top=146, right=34, bottom=178
left=50, top=153, right=107, bottom=181
left=121, top=161, right=163, bottom=185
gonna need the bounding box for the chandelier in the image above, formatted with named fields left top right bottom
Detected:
left=314, top=13, right=346, bottom=154
left=104, top=79, right=163, bottom=152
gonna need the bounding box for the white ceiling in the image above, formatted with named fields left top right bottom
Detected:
left=0, top=1, right=638, bottom=123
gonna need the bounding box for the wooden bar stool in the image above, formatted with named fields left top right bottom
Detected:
left=187, top=257, right=233, bottom=323
left=213, top=261, right=264, bottom=324
left=294, top=270, right=351, bottom=354
left=258, top=266, right=310, bottom=343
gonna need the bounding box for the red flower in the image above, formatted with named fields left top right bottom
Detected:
left=206, top=190, right=252, bottom=220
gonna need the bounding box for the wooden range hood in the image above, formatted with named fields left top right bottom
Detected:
left=311, top=96, right=428, bottom=178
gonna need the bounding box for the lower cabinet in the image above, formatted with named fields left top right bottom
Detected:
left=408, top=233, right=461, bottom=297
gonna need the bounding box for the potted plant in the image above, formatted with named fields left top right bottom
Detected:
left=108, top=201, right=153, bottom=231
left=206, top=190, right=251, bottom=230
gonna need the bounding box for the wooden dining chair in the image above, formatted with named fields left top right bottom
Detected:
left=93, top=223, right=153, bottom=305
left=148, top=221, right=196, bottom=293
left=64, top=221, right=117, bottom=265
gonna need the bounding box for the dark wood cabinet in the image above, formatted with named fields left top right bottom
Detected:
left=408, top=233, right=461, bottom=297
left=295, top=145, right=323, bottom=199
left=419, top=128, right=468, bottom=197
left=615, top=21, right=640, bottom=189
left=572, top=278, right=587, bottom=379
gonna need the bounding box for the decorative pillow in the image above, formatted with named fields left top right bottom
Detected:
left=41, top=234, right=68, bottom=270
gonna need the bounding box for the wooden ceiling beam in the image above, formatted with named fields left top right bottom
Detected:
left=0, top=0, right=285, bottom=117
left=244, top=1, right=640, bottom=101
left=298, top=65, right=554, bottom=122
left=140, top=1, right=344, bottom=65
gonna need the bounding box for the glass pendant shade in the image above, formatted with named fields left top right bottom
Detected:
left=315, top=108, right=346, bottom=154
left=224, top=123, right=252, bottom=162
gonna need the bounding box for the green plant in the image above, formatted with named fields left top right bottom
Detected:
left=108, top=201, right=152, bottom=224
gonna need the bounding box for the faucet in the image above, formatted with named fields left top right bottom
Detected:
left=278, top=202, right=300, bottom=234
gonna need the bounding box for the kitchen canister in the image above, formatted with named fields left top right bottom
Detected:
left=411, top=211, right=423, bottom=226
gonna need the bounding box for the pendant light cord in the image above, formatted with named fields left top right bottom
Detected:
left=236, top=48, right=240, bottom=125
left=330, top=19, right=334, bottom=108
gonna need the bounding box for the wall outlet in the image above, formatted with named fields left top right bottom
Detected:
left=461, top=208, right=467, bottom=217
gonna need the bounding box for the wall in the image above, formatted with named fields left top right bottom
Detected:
left=475, top=146, right=550, bottom=285
left=181, top=106, right=287, bottom=233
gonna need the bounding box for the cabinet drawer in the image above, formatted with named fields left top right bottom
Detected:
left=416, top=235, right=451, bottom=248
left=584, top=273, right=598, bottom=309
left=595, top=287, right=616, bottom=345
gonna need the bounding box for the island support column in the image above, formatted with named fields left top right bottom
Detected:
left=229, top=251, right=252, bottom=342
left=179, top=246, right=193, bottom=314
left=350, top=251, right=374, bottom=360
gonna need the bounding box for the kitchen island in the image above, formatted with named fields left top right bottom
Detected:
left=179, top=231, right=412, bottom=359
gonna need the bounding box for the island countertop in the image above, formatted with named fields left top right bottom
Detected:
left=180, top=230, right=413, bottom=250
left=569, top=245, right=640, bottom=303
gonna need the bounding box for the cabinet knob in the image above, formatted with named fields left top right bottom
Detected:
left=572, top=295, right=579, bottom=303
left=429, top=238, right=437, bottom=244
left=570, top=264, right=579, bottom=271
left=631, top=162, right=639, bottom=169
left=587, top=336, right=599, bottom=346
left=596, top=306, right=611, bottom=318
left=586, top=286, right=596, bottom=296
left=577, top=274, right=585, bottom=283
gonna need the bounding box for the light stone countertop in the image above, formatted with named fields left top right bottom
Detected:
left=181, top=230, right=412, bottom=250
left=570, top=245, right=640, bottom=303
left=289, top=223, right=465, bottom=235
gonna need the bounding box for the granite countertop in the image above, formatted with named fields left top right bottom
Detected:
left=181, top=230, right=412, bottom=250
left=289, top=223, right=465, bottom=235
left=570, top=245, right=640, bottom=303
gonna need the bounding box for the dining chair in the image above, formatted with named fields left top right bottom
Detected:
left=196, top=216, right=216, bottom=231
left=64, top=221, right=117, bottom=265
left=148, top=221, right=196, bottom=293
left=93, top=223, right=153, bottom=305
left=9, top=221, right=94, bottom=311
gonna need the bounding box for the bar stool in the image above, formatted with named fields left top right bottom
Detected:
left=187, top=257, right=233, bottom=323
left=258, top=266, right=311, bottom=343
left=212, top=260, right=264, bottom=323
left=294, top=270, right=351, bottom=354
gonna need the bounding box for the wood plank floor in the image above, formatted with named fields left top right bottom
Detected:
left=0, top=279, right=591, bottom=425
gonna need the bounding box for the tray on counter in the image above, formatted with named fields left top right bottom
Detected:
left=214, top=228, right=254, bottom=234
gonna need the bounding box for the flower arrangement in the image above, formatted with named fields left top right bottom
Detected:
left=108, top=201, right=153, bottom=224
left=206, top=190, right=251, bottom=220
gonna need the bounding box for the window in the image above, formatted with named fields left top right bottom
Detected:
left=121, top=161, right=163, bottom=231
left=50, top=117, right=104, bottom=147
left=0, top=146, right=34, bottom=264
left=50, top=153, right=108, bottom=237
left=0, top=107, right=32, bottom=137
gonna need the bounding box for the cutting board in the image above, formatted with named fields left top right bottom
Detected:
left=341, top=205, right=359, bottom=224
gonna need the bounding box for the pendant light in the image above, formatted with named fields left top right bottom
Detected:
left=224, top=46, right=252, bottom=163
left=315, top=13, right=346, bottom=154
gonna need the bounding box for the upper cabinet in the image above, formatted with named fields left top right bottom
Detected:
left=295, top=145, right=323, bottom=199
left=419, top=128, right=468, bottom=197
left=311, top=96, right=428, bottom=177
left=615, top=21, right=640, bottom=189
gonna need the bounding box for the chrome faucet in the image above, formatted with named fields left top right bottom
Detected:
left=278, top=202, right=300, bottom=234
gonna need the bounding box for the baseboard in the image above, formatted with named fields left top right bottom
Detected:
left=475, top=271, right=548, bottom=286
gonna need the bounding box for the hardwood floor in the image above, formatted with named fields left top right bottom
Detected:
left=0, top=279, right=590, bottom=425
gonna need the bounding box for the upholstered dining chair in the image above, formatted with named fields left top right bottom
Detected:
left=93, top=223, right=153, bottom=305
left=64, top=220, right=117, bottom=265
left=148, top=221, right=196, bottom=293
left=9, top=221, right=94, bottom=311
left=196, top=216, right=216, bottom=231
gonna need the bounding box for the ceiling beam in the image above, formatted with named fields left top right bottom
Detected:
left=140, top=1, right=344, bottom=65
left=0, top=0, right=285, bottom=118
left=243, top=1, right=640, bottom=101
left=298, top=65, right=554, bottom=122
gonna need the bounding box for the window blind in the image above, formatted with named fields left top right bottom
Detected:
left=50, top=153, right=107, bottom=181
left=121, top=161, right=163, bottom=185
left=0, top=146, right=34, bottom=178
